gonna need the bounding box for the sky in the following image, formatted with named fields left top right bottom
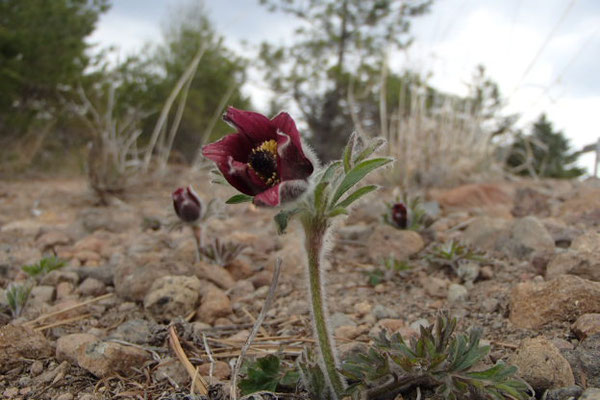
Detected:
left=89, top=0, right=600, bottom=174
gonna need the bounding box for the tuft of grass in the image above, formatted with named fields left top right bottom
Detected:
left=365, top=255, right=411, bottom=286
left=22, top=256, right=66, bottom=278
left=5, top=282, right=32, bottom=318
left=239, top=354, right=299, bottom=396
left=199, top=238, right=246, bottom=267
left=426, top=241, right=486, bottom=275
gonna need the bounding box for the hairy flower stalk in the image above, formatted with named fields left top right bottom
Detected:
left=202, top=108, right=391, bottom=399
left=301, top=213, right=346, bottom=397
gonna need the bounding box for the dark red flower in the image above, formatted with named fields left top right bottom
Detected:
left=202, top=107, right=314, bottom=206
left=172, top=185, right=202, bottom=223
left=391, top=202, right=409, bottom=229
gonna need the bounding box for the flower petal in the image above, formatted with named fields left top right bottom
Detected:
left=224, top=107, right=276, bottom=144
left=202, top=132, right=252, bottom=164
left=271, top=112, right=303, bottom=151
left=276, top=131, right=314, bottom=181
left=253, top=179, right=309, bottom=207
left=221, top=157, right=268, bottom=196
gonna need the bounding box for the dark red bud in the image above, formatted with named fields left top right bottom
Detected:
left=172, top=185, right=202, bottom=223
left=391, top=202, right=408, bottom=229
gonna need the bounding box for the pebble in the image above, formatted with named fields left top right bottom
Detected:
left=447, top=283, right=468, bottom=303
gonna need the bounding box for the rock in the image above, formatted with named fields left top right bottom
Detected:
left=546, top=251, right=600, bottom=281
left=509, top=275, right=600, bottom=329
left=372, top=304, right=394, bottom=320
left=544, top=386, right=583, bottom=400
left=463, top=217, right=510, bottom=252
left=572, top=313, right=600, bottom=340
left=198, top=360, right=230, bottom=380
left=56, top=333, right=99, bottom=364
left=29, top=285, right=55, bottom=305
left=40, top=270, right=79, bottom=286
left=194, top=262, right=236, bottom=290
left=0, top=324, right=53, bottom=373
left=457, top=262, right=480, bottom=284
left=72, top=265, right=114, bottom=285
left=481, top=298, right=499, bottom=313
left=479, top=265, right=494, bottom=280
left=153, top=358, right=189, bottom=386
left=502, top=216, right=555, bottom=258
left=572, top=232, right=600, bottom=253
left=338, top=224, right=373, bottom=241
left=30, top=360, right=44, bottom=376
left=56, top=281, right=75, bottom=300
left=78, top=207, right=134, bottom=233
left=338, top=342, right=369, bottom=361
left=77, top=278, right=106, bottom=297
left=330, top=313, right=356, bottom=330
left=509, top=337, right=574, bottom=391
left=511, top=187, right=552, bottom=218
left=409, top=318, right=430, bottom=331
left=543, top=218, right=581, bottom=248
left=580, top=388, right=600, bottom=400
left=225, top=259, right=253, bottom=280
left=250, top=270, right=274, bottom=288
left=144, top=275, right=203, bottom=320
left=447, top=283, right=468, bottom=303
left=430, top=183, right=514, bottom=215
left=55, top=394, right=74, bottom=400
left=197, top=288, right=232, bottom=324
left=36, top=230, right=71, bottom=251
left=114, top=258, right=190, bottom=301
left=335, top=325, right=362, bottom=340
left=420, top=275, right=449, bottom=298
left=354, top=301, right=372, bottom=316
left=110, top=319, right=154, bottom=345
left=77, top=340, right=151, bottom=378
left=574, top=333, right=600, bottom=386
left=229, top=279, right=255, bottom=300
left=367, top=226, right=424, bottom=261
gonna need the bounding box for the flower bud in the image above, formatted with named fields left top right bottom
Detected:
left=391, top=202, right=410, bottom=229
left=172, top=185, right=202, bottom=223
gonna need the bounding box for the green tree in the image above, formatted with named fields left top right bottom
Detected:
left=0, top=0, right=109, bottom=138
left=258, top=0, right=431, bottom=161
left=507, top=114, right=584, bottom=178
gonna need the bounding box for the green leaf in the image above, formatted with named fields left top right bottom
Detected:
left=226, top=194, right=253, bottom=204
left=239, top=355, right=298, bottom=396
left=319, top=161, right=342, bottom=184
left=331, top=157, right=392, bottom=204
left=313, top=181, right=330, bottom=212
left=353, top=137, right=386, bottom=165
left=274, top=209, right=297, bottom=234
left=336, top=185, right=378, bottom=208
left=328, top=207, right=348, bottom=218
left=342, top=132, right=357, bottom=173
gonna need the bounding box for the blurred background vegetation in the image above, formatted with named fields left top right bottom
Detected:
left=0, top=0, right=586, bottom=190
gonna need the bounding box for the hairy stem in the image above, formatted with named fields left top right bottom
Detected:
left=192, top=225, right=203, bottom=262
left=302, top=215, right=345, bottom=398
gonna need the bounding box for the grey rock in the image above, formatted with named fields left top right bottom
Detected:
left=457, top=261, right=480, bottom=284
left=77, top=278, right=106, bottom=297
left=544, top=386, right=583, bottom=400
left=372, top=304, right=394, bottom=320
left=144, top=275, right=203, bottom=320
left=110, top=319, right=154, bottom=345
left=40, top=270, right=79, bottom=286
left=447, top=283, right=468, bottom=303
left=410, top=318, right=430, bottom=331
left=337, top=224, right=373, bottom=241
left=481, top=298, right=499, bottom=313
left=580, top=388, right=600, bottom=400
left=71, top=265, right=115, bottom=285
left=330, top=312, right=356, bottom=330
left=503, top=216, right=555, bottom=258
left=575, top=333, right=600, bottom=386
left=29, top=285, right=55, bottom=305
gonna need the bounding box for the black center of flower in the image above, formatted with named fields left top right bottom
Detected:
left=248, top=149, right=278, bottom=186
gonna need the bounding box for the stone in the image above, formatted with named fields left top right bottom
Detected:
left=509, top=337, right=574, bottom=391
left=56, top=281, right=75, bottom=300
left=480, top=265, right=494, bottom=280
left=481, top=298, right=499, bottom=313
left=420, top=275, right=449, bottom=298
left=572, top=232, right=600, bottom=253
left=511, top=187, right=552, bottom=218
left=335, top=325, right=362, bottom=340
left=572, top=313, right=600, bottom=340
left=198, top=360, right=230, bottom=380
left=56, top=394, right=74, bottom=400
left=29, top=285, right=55, bottom=305
left=153, top=358, right=189, bottom=386
left=73, top=265, right=114, bottom=285
left=110, top=319, right=154, bottom=345
left=0, top=324, right=53, bottom=373
left=330, top=313, right=356, bottom=330
left=250, top=270, right=275, bottom=288
left=56, top=333, right=99, bottom=364
left=144, top=275, right=203, bottom=320
left=40, top=270, right=79, bottom=286
left=447, top=283, right=468, bottom=303
left=409, top=318, right=430, bottom=331
left=337, top=224, right=373, bottom=241
left=229, top=280, right=255, bottom=301
left=197, top=288, right=232, bottom=324
left=77, top=278, right=106, bottom=297
left=509, top=275, right=600, bottom=329
left=580, top=388, right=600, bottom=400
left=77, top=340, right=151, bottom=378
left=36, top=230, right=71, bottom=251
left=367, top=226, right=424, bottom=261
left=457, top=261, right=480, bottom=284
left=354, top=301, right=372, bottom=316
left=574, top=333, right=600, bottom=386
left=502, top=216, right=555, bottom=258
left=462, top=217, right=510, bottom=252
left=372, top=304, right=394, bottom=320
left=544, top=386, right=583, bottom=400
left=114, top=258, right=190, bottom=301
left=30, top=360, right=44, bottom=376
left=546, top=251, right=600, bottom=281
left=224, top=259, right=253, bottom=280
left=430, top=183, right=514, bottom=214
left=194, top=262, right=236, bottom=290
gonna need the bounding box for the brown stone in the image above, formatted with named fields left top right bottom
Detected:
left=367, top=226, right=424, bottom=261
left=509, top=337, right=574, bottom=391
left=225, top=259, right=253, bottom=280
left=77, top=340, right=150, bottom=378
left=571, top=313, right=600, bottom=340
left=143, top=275, right=203, bottom=320
left=194, top=262, right=235, bottom=290
left=197, top=288, right=232, bottom=324
left=56, top=333, right=98, bottom=364
left=198, top=360, right=231, bottom=380
left=546, top=251, right=600, bottom=281
left=0, top=324, right=53, bottom=373
left=509, top=275, right=600, bottom=329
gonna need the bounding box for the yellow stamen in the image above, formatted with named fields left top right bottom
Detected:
left=253, top=139, right=277, bottom=156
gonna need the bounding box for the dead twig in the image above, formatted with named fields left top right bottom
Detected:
left=168, top=325, right=209, bottom=395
